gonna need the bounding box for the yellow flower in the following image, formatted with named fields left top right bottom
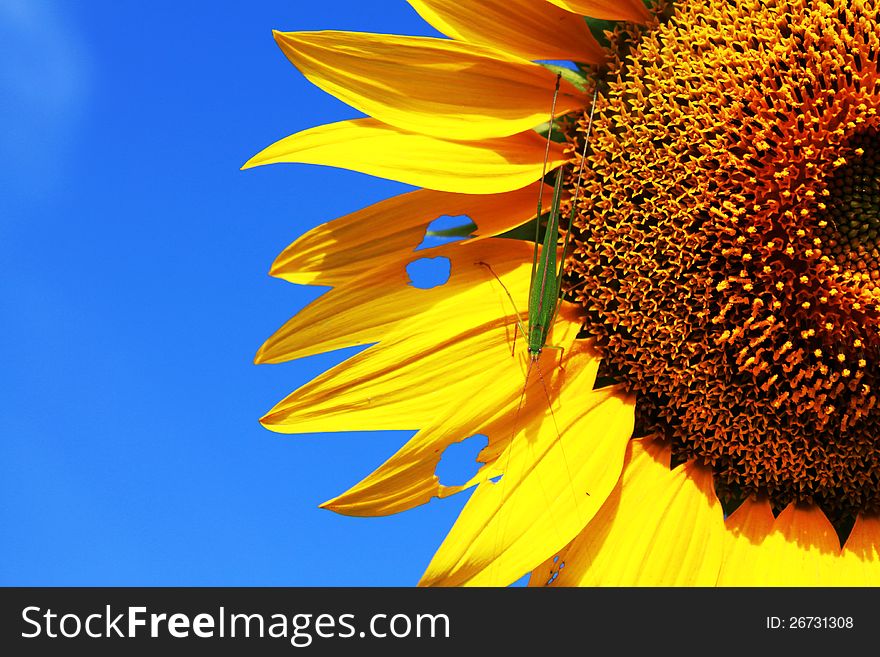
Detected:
left=244, top=0, right=880, bottom=586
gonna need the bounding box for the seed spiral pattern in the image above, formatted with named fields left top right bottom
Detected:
left=567, top=0, right=880, bottom=523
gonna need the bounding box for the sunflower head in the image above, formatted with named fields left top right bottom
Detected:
left=247, top=0, right=880, bottom=586
left=568, top=0, right=880, bottom=530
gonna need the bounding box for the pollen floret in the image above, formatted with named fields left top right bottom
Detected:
left=568, top=0, right=880, bottom=521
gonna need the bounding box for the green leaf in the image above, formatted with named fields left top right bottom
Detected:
left=584, top=17, right=618, bottom=48
left=425, top=220, right=477, bottom=239
left=540, top=64, right=590, bottom=93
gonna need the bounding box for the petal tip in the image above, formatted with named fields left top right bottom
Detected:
left=258, top=410, right=280, bottom=428
left=241, top=147, right=274, bottom=171
left=267, top=259, right=285, bottom=279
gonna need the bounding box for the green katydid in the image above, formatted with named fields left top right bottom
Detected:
left=480, top=76, right=599, bottom=408
left=476, top=77, right=599, bottom=583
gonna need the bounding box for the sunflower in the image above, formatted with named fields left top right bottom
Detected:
left=244, top=0, right=880, bottom=586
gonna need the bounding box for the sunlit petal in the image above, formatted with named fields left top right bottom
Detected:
left=273, top=30, right=583, bottom=140
left=406, top=0, right=605, bottom=63
left=718, top=501, right=841, bottom=586
left=260, top=237, right=556, bottom=432
left=269, top=182, right=547, bottom=286
left=838, top=515, right=880, bottom=586
left=546, top=0, right=650, bottom=22
left=531, top=437, right=725, bottom=586
left=326, top=319, right=615, bottom=519
left=257, top=239, right=533, bottom=364
left=419, top=382, right=635, bottom=586
left=243, top=118, right=567, bottom=194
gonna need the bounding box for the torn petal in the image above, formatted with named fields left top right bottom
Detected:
left=317, top=306, right=599, bottom=519
left=269, top=182, right=547, bottom=286
left=256, top=239, right=533, bottom=364
left=418, top=367, right=635, bottom=586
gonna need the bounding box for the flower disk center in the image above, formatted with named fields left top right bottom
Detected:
left=567, top=0, right=880, bottom=526
left=818, top=129, right=880, bottom=296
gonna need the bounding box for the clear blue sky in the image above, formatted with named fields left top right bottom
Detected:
left=0, top=0, right=493, bottom=585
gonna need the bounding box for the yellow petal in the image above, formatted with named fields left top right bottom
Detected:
left=715, top=498, right=777, bottom=586
left=532, top=437, right=725, bottom=586
left=547, top=0, right=650, bottom=23
left=273, top=30, right=583, bottom=140
left=266, top=242, right=609, bottom=526
left=838, top=515, right=880, bottom=586
left=261, top=316, right=510, bottom=433
left=257, top=238, right=533, bottom=364
left=260, top=237, right=539, bottom=432
left=419, top=381, right=635, bottom=587
left=269, top=182, right=547, bottom=286
left=320, top=425, right=486, bottom=517
left=324, top=316, right=607, bottom=518
left=406, top=0, right=605, bottom=64
left=242, top=118, right=567, bottom=194
left=717, top=501, right=841, bottom=586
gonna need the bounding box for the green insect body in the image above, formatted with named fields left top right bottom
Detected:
left=527, top=166, right=567, bottom=363
left=520, top=90, right=596, bottom=375
left=483, top=78, right=598, bottom=583
left=480, top=77, right=597, bottom=379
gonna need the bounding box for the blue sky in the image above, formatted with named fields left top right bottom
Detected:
left=0, top=0, right=495, bottom=585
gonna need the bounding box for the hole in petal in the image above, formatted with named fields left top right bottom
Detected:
left=544, top=560, right=565, bottom=586
left=509, top=573, right=530, bottom=588
left=536, top=59, right=579, bottom=70
left=406, top=256, right=451, bottom=289
left=416, top=214, right=477, bottom=251
left=434, top=434, right=489, bottom=487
